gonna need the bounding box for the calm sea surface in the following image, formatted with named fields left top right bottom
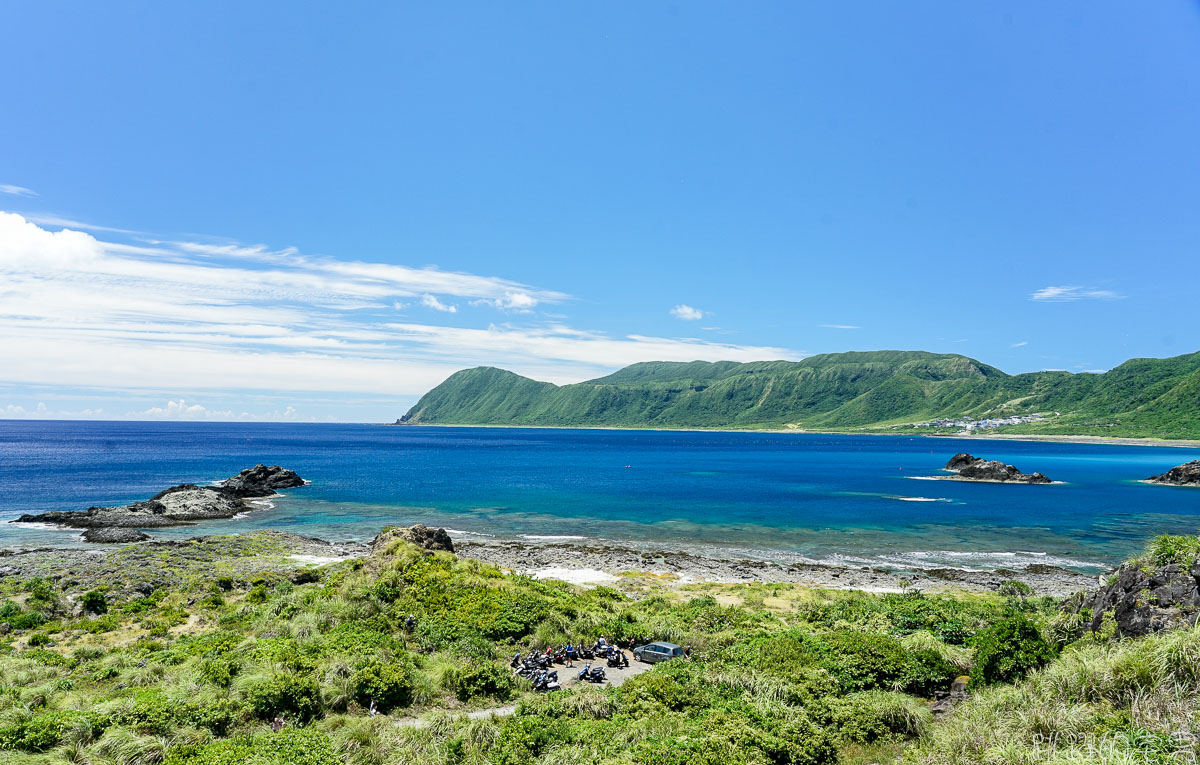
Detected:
left=1, top=421, right=1198, bottom=573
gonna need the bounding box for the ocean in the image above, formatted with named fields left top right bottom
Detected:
left=1, top=420, right=1197, bottom=573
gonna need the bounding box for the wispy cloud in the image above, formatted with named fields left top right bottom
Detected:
left=25, top=213, right=136, bottom=234
left=420, top=294, right=458, bottom=313
left=0, top=184, right=37, bottom=197
left=470, top=291, right=538, bottom=313
left=670, top=304, right=705, bottom=321
left=1011, top=341, right=1028, bottom=347
left=820, top=324, right=860, bottom=330
left=1030, top=285, right=1124, bottom=302
left=0, top=211, right=804, bottom=413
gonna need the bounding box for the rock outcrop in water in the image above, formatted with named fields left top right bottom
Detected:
left=1147, top=461, right=1200, bottom=487
left=944, top=453, right=1051, bottom=484
left=12, top=466, right=307, bottom=536
left=220, top=464, right=306, bottom=497
left=1063, top=559, right=1200, bottom=638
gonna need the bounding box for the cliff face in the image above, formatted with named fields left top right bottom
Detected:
left=1065, top=559, right=1200, bottom=638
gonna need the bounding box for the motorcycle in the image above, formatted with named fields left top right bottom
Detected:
left=532, top=669, right=561, bottom=692
left=606, top=651, right=628, bottom=669
left=577, top=664, right=606, bottom=684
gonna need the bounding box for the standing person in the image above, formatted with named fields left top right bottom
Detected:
left=683, top=644, right=692, bottom=659
left=271, top=715, right=282, bottom=732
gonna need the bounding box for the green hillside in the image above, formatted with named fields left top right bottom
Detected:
left=401, top=350, right=1200, bottom=439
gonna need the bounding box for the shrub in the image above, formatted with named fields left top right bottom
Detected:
left=216, top=576, right=235, bottom=591
left=10, top=709, right=102, bottom=752
left=243, top=673, right=322, bottom=721
left=246, top=584, right=269, bottom=604
left=165, top=728, right=338, bottom=765
left=350, top=656, right=415, bottom=712
left=1144, top=534, right=1200, bottom=567
left=198, top=657, right=239, bottom=687
left=443, top=660, right=517, bottom=702
left=81, top=589, right=109, bottom=615
left=997, top=580, right=1033, bottom=599
left=970, top=614, right=1056, bottom=687
left=26, top=632, right=52, bottom=647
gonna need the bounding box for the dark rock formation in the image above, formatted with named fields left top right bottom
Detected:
left=12, top=466, right=306, bottom=533
left=1063, top=560, right=1200, bottom=638
left=81, top=527, right=150, bottom=544
left=931, top=676, right=971, bottom=717
left=372, top=524, right=455, bottom=554
left=1147, top=461, right=1200, bottom=487
left=220, top=464, right=306, bottom=497
left=944, top=453, right=1051, bottom=484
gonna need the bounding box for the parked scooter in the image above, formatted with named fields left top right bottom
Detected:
left=532, top=669, right=561, bottom=692
left=577, top=664, right=607, bottom=684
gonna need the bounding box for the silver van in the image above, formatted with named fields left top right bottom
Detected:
left=633, top=641, right=683, bottom=664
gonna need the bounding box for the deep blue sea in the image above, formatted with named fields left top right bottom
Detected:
left=1, top=421, right=1198, bottom=573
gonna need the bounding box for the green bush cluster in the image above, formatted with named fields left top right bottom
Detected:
left=350, top=656, right=416, bottom=712
left=165, top=728, right=338, bottom=765
left=443, top=659, right=517, bottom=702
left=970, top=614, right=1057, bottom=687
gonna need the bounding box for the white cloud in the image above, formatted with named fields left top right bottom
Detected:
left=670, top=304, right=704, bottom=321
left=1030, top=286, right=1123, bottom=302
left=471, top=291, right=539, bottom=312
left=820, top=324, right=860, bottom=330
left=421, top=294, right=458, bottom=313
left=136, top=399, right=300, bottom=421
left=1011, top=341, right=1028, bottom=347
left=0, top=184, right=36, bottom=197
left=0, top=211, right=806, bottom=415
left=3, top=402, right=105, bottom=419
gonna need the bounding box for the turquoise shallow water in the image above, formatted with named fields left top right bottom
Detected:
left=1, top=421, right=1198, bottom=572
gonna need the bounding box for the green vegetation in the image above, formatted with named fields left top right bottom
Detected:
left=1, top=529, right=1199, bottom=763
left=400, top=349, right=1200, bottom=439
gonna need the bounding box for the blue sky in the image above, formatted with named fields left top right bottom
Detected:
left=1, top=2, right=1198, bottom=422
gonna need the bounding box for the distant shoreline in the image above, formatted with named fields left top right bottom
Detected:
left=393, top=422, right=1200, bottom=449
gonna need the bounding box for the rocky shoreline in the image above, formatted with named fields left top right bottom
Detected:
left=453, top=538, right=1097, bottom=597
left=11, top=465, right=305, bottom=538
left=0, top=527, right=1097, bottom=599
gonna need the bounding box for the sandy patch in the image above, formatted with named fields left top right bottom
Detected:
left=527, top=566, right=618, bottom=585
left=289, top=554, right=352, bottom=565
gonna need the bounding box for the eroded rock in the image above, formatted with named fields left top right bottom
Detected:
left=371, top=524, right=455, bottom=554
left=944, top=453, right=1051, bottom=484
left=80, top=527, right=151, bottom=544
left=220, top=464, right=306, bottom=497
left=1064, top=560, right=1200, bottom=638
left=1147, top=461, right=1200, bottom=487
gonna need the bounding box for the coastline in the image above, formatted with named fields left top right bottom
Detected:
left=454, top=538, right=1097, bottom=597
left=394, top=422, right=1200, bottom=449
left=0, top=529, right=1097, bottom=599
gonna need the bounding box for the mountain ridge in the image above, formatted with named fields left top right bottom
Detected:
left=400, top=350, right=1200, bottom=439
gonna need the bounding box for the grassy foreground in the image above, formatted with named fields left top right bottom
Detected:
left=0, top=529, right=1196, bottom=764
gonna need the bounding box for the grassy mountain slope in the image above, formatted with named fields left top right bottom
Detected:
left=401, top=350, right=1200, bottom=438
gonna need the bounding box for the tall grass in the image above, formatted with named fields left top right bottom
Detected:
left=907, top=625, right=1200, bottom=764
